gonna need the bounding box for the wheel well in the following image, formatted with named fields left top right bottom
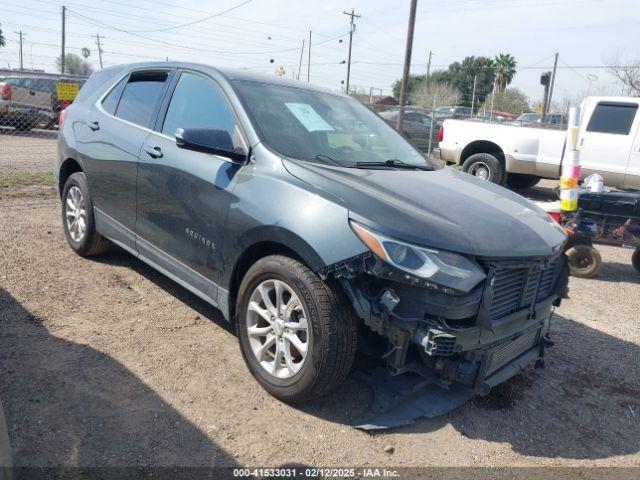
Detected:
left=460, top=141, right=505, bottom=166
left=58, top=158, right=83, bottom=196
left=228, top=241, right=307, bottom=322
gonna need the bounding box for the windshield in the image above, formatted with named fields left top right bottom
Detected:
left=233, top=80, right=436, bottom=169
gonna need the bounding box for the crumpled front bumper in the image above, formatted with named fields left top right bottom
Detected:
left=424, top=296, right=556, bottom=394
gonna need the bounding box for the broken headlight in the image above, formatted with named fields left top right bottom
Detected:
left=350, top=221, right=486, bottom=294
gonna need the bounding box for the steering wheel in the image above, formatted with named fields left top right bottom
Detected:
left=335, top=146, right=355, bottom=153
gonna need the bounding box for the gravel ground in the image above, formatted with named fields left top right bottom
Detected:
left=1, top=137, right=639, bottom=470
left=0, top=129, right=57, bottom=175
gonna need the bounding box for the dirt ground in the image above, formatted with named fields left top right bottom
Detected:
left=1, top=135, right=639, bottom=470
left=0, top=129, right=57, bottom=175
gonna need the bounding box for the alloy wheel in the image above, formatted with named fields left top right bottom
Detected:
left=65, top=186, right=87, bottom=242
left=245, top=279, right=309, bottom=379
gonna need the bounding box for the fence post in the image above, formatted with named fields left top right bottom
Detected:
left=428, top=95, right=436, bottom=157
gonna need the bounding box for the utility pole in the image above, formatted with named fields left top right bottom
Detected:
left=307, top=30, right=311, bottom=83
left=540, top=71, right=552, bottom=120
left=396, top=0, right=418, bottom=132
left=15, top=30, right=25, bottom=70
left=95, top=34, right=104, bottom=69
left=343, top=8, right=360, bottom=94
left=546, top=52, right=559, bottom=115
left=61, top=5, right=66, bottom=74
left=296, top=38, right=305, bottom=80
left=426, top=50, right=432, bottom=79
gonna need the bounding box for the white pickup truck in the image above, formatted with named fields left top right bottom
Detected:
left=439, top=96, right=640, bottom=190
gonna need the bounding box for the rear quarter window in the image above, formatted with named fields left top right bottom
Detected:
left=586, top=102, right=638, bottom=135
left=74, top=68, right=123, bottom=104
left=114, top=70, right=169, bottom=128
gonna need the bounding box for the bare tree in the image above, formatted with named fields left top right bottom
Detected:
left=482, top=88, right=529, bottom=115
left=606, top=54, right=640, bottom=95
left=410, top=81, right=460, bottom=110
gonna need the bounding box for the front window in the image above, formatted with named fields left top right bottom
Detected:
left=233, top=81, right=436, bottom=169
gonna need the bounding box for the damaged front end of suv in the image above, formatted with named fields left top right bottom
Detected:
left=320, top=220, right=569, bottom=395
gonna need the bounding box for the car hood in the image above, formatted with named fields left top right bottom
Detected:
left=282, top=159, right=566, bottom=258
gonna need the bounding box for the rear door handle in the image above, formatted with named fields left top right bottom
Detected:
left=144, top=145, right=163, bottom=159
left=88, top=121, right=100, bottom=131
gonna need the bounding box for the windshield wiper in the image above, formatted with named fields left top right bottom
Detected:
left=355, top=158, right=433, bottom=170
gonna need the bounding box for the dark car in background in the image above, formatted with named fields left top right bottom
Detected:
left=55, top=62, right=568, bottom=403
left=379, top=109, right=440, bottom=151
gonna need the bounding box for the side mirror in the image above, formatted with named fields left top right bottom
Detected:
left=175, top=128, right=248, bottom=164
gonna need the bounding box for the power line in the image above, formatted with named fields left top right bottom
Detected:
left=68, top=8, right=349, bottom=57
left=126, top=0, right=254, bottom=33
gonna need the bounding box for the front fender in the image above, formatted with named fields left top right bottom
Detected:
left=219, top=145, right=368, bottom=287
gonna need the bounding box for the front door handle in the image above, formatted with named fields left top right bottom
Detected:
left=88, top=121, right=100, bottom=131
left=144, top=145, right=163, bottom=159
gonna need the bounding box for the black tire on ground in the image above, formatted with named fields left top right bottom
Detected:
left=461, top=153, right=505, bottom=184
left=236, top=255, right=357, bottom=403
left=566, top=245, right=602, bottom=278
left=632, top=248, right=640, bottom=273
left=505, top=173, right=541, bottom=190
left=61, top=172, right=110, bottom=256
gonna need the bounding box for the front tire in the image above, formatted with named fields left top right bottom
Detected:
left=462, top=153, right=505, bottom=184
left=61, top=172, right=110, bottom=256
left=236, top=255, right=357, bottom=403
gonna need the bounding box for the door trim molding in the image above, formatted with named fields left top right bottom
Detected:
left=94, top=207, right=231, bottom=320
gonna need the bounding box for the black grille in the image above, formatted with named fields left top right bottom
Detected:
left=485, top=257, right=560, bottom=320
left=486, top=328, right=541, bottom=376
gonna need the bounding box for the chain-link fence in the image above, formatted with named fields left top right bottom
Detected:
left=1, top=67, right=571, bottom=200
left=0, top=70, right=86, bottom=198
left=364, top=101, right=569, bottom=160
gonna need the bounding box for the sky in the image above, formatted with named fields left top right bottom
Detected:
left=0, top=0, right=638, bottom=107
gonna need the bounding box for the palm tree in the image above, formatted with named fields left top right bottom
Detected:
left=494, top=53, right=517, bottom=91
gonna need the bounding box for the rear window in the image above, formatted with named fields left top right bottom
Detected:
left=114, top=70, right=169, bottom=128
left=587, top=102, right=638, bottom=135
left=102, top=77, right=128, bottom=115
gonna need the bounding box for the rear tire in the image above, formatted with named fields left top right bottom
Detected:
left=632, top=248, right=640, bottom=273
left=462, top=153, right=505, bottom=184
left=505, top=173, right=540, bottom=190
left=236, top=255, right=357, bottom=403
left=61, top=172, right=110, bottom=256
left=566, top=245, right=602, bottom=278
